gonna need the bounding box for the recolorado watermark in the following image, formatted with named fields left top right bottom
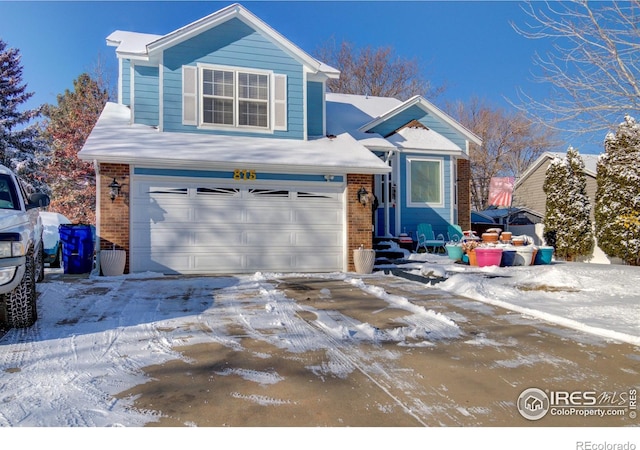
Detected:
left=517, top=387, right=637, bottom=421
left=576, top=442, right=636, bottom=450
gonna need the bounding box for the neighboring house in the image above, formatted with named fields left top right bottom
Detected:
left=512, top=151, right=621, bottom=263
left=78, top=3, right=480, bottom=275
left=513, top=151, right=599, bottom=221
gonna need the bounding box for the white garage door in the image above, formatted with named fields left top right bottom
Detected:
left=130, top=178, right=345, bottom=274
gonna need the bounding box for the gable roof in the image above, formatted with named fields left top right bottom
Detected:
left=325, top=93, right=479, bottom=154
left=359, top=95, right=482, bottom=146
left=387, top=123, right=460, bottom=152
left=107, top=3, right=338, bottom=78
left=515, top=151, right=600, bottom=189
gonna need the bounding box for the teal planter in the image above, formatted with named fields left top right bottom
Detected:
left=535, top=246, right=554, bottom=265
left=445, top=244, right=464, bottom=261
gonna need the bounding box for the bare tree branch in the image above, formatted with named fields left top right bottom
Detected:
left=510, top=0, right=640, bottom=139
left=315, top=38, right=446, bottom=101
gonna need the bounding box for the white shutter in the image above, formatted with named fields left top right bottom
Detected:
left=182, top=66, right=198, bottom=126
left=273, top=74, right=287, bottom=131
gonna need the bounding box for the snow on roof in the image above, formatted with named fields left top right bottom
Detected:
left=359, top=95, right=482, bottom=146
left=106, top=4, right=339, bottom=77
left=326, top=94, right=398, bottom=150
left=387, top=126, right=460, bottom=152
left=106, top=30, right=162, bottom=57
left=78, top=103, right=390, bottom=175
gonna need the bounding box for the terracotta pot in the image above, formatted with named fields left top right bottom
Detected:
left=512, top=238, right=524, bottom=246
left=500, top=232, right=512, bottom=242
left=482, top=232, right=499, bottom=243
left=467, top=249, right=478, bottom=266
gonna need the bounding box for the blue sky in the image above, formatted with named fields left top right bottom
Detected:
left=0, top=1, right=601, bottom=153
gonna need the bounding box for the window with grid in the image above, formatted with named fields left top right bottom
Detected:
left=201, top=68, right=269, bottom=128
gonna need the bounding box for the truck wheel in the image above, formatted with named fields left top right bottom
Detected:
left=35, top=241, right=45, bottom=283
left=1, top=251, right=37, bottom=328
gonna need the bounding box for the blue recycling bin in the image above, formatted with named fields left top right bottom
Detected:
left=59, top=224, right=94, bottom=274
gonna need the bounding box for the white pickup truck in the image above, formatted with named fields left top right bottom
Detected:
left=0, top=164, right=50, bottom=329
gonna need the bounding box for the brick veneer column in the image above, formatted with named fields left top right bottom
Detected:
left=457, top=158, right=471, bottom=230
left=347, top=174, right=374, bottom=271
left=99, top=163, right=130, bottom=273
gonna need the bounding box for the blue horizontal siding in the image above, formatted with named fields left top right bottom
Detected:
left=133, top=65, right=159, bottom=126
left=134, top=167, right=343, bottom=183
left=307, top=81, right=324, bottom=137
left=370, top=104, right=467, bottom=151
left=121, top=59, right=131, bottom=106
left=162, top=17, right=304, bottom=139
left=399, top=153, right=453, bottom=239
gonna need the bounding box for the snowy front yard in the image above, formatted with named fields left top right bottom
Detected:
left=0, top=258, right=638, bottom=436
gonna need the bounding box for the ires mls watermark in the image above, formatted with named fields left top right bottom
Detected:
left=517, top=387, right=637, bottom=421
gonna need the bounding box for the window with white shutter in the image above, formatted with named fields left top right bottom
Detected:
left=183, top=64, right=287, bottom=132
left=273, top=74, right=287, bottom=131
left=182, top=66, right=198, bottom=126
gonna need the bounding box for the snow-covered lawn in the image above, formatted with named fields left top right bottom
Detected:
left=0, top=257, right=638, bottom=445
left=398, top=253, right=640, bottom=346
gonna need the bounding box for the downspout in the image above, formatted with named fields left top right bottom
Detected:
left=92, top=160, right=101, bottom=277
left=384, top=149, right=394, bottom=237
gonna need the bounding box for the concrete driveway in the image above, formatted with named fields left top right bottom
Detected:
left=108, top=275, right=639, bottom=427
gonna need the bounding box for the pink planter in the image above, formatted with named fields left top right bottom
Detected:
left=475, top=248, right=503, bottom=267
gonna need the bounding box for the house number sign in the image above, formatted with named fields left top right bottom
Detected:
left=233, top=169, right=257, bottom=180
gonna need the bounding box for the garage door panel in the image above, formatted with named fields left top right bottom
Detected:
left=193, top=253, right=245, bottom=270
left=293, top=230, right=342, bottom=246
left=294, top=252, right=343, bottom=270
left=194, top=207, right=244, bottom=223
left=245, top=208, right=293, bottom=224
left=193, top=229, right=245, bottom=246
left=294, top=208, right=341, bottom=225
left=245, top=252, right=295, bottom=270
left=245, top=230, right=293, bottom=246
left=131, top=178, right=345, bottom=273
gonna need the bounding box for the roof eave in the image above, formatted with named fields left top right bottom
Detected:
left=79, top=153, right=390, bottom=175
left=145, top=3, right=337, bottom=78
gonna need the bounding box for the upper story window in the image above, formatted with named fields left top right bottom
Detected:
left=183, top=64, right=287, bottom=132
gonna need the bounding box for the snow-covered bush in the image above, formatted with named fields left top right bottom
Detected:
left=543, top=147, right=594, bottom=260
left=595, top=115, right=640, bottom=265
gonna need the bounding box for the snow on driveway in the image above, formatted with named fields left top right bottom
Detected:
left=0, top=260, right=638, bottom=429
left=0, top=271, right=461, bottom=427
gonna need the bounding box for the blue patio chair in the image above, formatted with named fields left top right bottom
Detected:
left=447, top=224, right=464, bottom=242
left=415, top=223, right=446, bottom=253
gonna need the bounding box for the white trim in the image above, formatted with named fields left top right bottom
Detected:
left=301, top=71, right=307, bottom=140
left=406, top=156, right=445, bottom=208
left=117, top=58, right=123, bottom=104
left=129, top=62, right=135, bottom=124
left=197, top=63, right=273, bottom=132
left=158, top=54, right=164, bottom=131
left=322, top=80, right=327, bottom=138
left=146, top=4, right=339, bottom=78
left=450, top=157, right=457, bottom=222
left=359, top=95, right=482, bottom=146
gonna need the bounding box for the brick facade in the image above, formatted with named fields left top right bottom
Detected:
left=346, top=174, right=374, bottom=272
left=99, top=163, right=130, bottom=273
left=457, top=158, right=471, bottom=231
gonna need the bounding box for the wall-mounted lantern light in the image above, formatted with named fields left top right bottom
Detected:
left=357, top=187, right=369, bottom=206
left=109, top=178, right=122, bottom=202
